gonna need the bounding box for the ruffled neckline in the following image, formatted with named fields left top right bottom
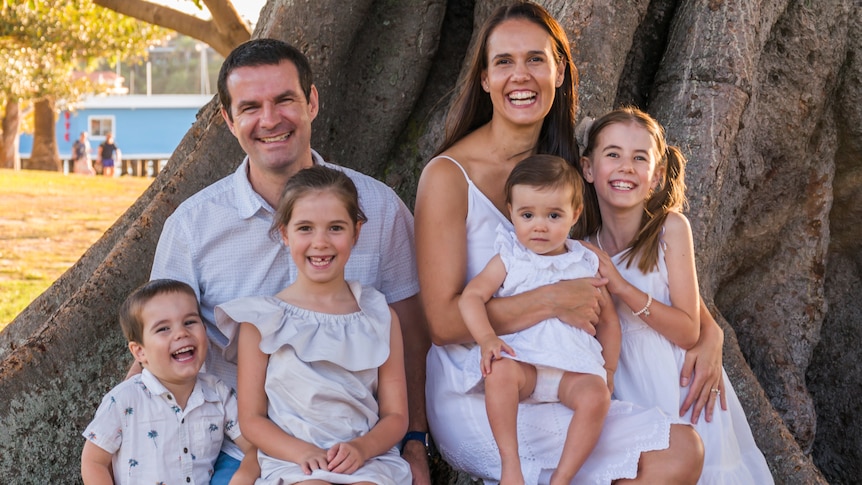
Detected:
left=215, top=281, right=391, bottom=372
left=494, top=224, right=594, bottom=271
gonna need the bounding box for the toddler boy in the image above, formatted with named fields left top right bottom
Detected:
left=81, top=279, right=254, bottom=484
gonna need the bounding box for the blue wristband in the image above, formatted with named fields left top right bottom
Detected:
left=400, top=431, right=430, bottom=456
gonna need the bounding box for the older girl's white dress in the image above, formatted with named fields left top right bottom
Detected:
left=215, top=282, right=412, bottom=485
left=460, top=226, right=608, bottom=393
left=426, top=156, right=673, bottom=485
left=607, top=240, right=773, bottom=484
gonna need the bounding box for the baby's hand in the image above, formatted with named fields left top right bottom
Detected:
left=327, top=441, right=366, bottom=475
left=297, top=445, right=329, bottom=475
left=479, top=336, right=515, bottom=376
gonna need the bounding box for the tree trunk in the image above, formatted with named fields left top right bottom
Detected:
left=1, top=1, right=859, bottom=483
left=26, top=97, right=61, bottom=171
left=1, top=97, right=20, bottom=170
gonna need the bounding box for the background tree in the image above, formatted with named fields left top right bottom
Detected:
left=91, top=0, right=250, bottom=57
left=0, top=0, right=165, bottom=170
left=1, top=0, right=860, bottom=483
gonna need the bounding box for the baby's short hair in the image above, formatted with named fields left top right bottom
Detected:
left=119, top=279, right=199, bottom=344
left=505, top=154, right=584, bottom=210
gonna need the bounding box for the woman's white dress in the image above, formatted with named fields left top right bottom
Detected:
left=460, top=226, right=608, bottom=393
left=426, top=156, right=673, bottom=485
left=215, top=281, right=412, bottom=485
left=607, top=240, right=773, bottom=484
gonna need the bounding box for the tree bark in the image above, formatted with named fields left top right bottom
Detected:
left=1, top=1, right=859, bottom=483
left=92, top=0, right=250, bottom=57
left=1, top=96, right=20, bottom=170
left=26, top=97, right=61, bottom=171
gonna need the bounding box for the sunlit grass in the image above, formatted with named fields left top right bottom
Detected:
left=0, top=169, right=152, bottom=331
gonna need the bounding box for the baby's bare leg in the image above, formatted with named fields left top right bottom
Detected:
left=550, top=372, right=611, bottom=485
left=484, top=358, right=537, bottom=485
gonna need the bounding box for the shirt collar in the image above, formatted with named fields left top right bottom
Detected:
left=140, top=368, right=221, bottom=410
left=233, top=150, right=327, bottom=219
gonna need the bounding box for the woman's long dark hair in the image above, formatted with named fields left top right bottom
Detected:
left=435, top=1, right=578, bottom=164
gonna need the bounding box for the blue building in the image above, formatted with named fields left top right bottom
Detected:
left=18, top=94, right=213, bottom=174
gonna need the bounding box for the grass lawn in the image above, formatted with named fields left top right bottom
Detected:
left=0, top=169, right=153, bottom=331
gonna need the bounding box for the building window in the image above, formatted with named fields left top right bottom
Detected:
left=89, top=116, right=115, bottom=139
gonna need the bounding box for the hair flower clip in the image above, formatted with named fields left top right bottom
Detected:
left=575, top=116, right=595, bottom=154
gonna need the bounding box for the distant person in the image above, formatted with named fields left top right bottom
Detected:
left=72, top=132, right=94, bottom=175
left=98, top=132, right=120, bottom=177
left=81, top=279, right=256, bottom=485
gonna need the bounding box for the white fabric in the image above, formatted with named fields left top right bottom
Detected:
left=215, top=282, right=412, bottom=485
left=426, top=156, right=673, bottom=485
left=151, top=150, right=418, bottom=459
left=460, top=225, right=608, bottom=394
left=82, top=370, right=241, bottom=485
left=606, top=240, right=774, bottom=485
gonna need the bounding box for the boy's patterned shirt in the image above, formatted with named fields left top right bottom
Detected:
left=83, top=369, right=240, bottom=485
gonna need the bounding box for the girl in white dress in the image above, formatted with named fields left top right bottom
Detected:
left=215, top=165, right=412, bottom=485
left=576, top=106, right=773, bottom=484
left=460, top=154, right=620, bottom=485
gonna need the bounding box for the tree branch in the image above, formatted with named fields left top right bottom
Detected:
left=91, top=0, right=248, bottom=56
left=202, top=0, right=251, bottom=48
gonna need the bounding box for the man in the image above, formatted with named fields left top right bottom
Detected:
left=150, top=39, right=431, bottom=484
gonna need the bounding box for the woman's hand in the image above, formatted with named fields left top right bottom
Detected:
left=540, top=278, right=606, bottom=335
left=327, top=441, right=367, bottom=475
left=679, top=303, right=728, bottom=423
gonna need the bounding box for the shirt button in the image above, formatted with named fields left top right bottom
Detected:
left=186, top=477, right=191, bottom=483
left=184, top=447, right=188, bottom=453
left=181, top=418, right=185, bottom=424
left=167, top=394, right=173, bottom=400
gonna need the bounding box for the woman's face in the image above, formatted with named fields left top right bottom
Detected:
left=481, top=18, right=564, bottom=128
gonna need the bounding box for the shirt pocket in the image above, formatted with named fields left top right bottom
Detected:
left=191, top=408, right=227, bottom=460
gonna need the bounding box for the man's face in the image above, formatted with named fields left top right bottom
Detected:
left=222, top=60, right=318, bottom=177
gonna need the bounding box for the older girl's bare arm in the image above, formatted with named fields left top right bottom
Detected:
left=329, top=309, right=409, bottom=474
left=236, top=323, right=327, bottom=473
left=599, top=213, right=700, bottom=348
left=594, top=287, right=621, bottom=392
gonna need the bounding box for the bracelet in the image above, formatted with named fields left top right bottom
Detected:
left=632, top=293, right=653, bottom=317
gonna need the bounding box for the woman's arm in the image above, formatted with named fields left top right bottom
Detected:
left=679, top=303, right=728, bottom=423
left=596, top=213, right=701, bottom=349
left=415, top=157, right=602, bottom=345
left=236, top=322, right=327, bottom=474
left=328, top=308, right=409, bottom=474
left=80, top=441, right=114, bottom=485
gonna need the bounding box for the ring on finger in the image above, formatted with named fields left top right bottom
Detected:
left=710, top=388, right=721, bottom=396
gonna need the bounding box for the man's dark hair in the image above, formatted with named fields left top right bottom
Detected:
left=217, top=38, right=314, bottom=120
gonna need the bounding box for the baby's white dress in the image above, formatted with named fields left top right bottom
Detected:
left=461, top=226, right=608, bottom=394
left=609, top=242, right=774, bottom=484
left=215, top=281, right=412, bottom=485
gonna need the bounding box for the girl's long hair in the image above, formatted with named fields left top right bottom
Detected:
left=435, top=1, right=578, bottom=164
left=574, top=107, right=688, bottom=273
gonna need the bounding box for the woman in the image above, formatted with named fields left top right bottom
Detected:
left=416, top=3, right=724, bottom=483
